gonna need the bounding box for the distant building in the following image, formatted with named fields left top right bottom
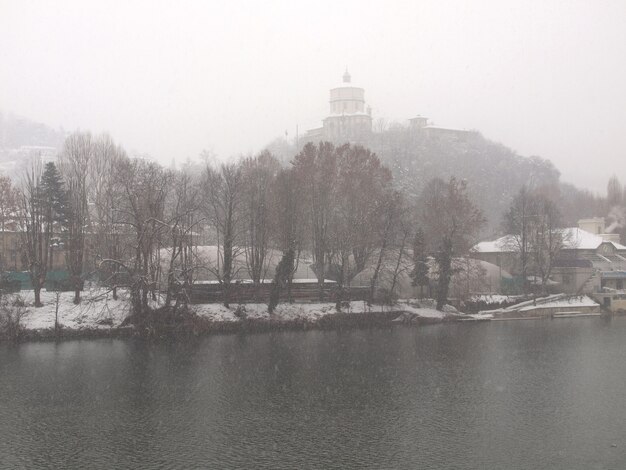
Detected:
left=306, top=70, right=372, bottom=142
left=306, top=72, right=475, bottom=144
left=577, top=217, right=621, bottom=243
left=472, top=219, right=626, bottom=303
left=422, top=125, right=475, bottom=142
left=409, top=116, right=429, bottom=129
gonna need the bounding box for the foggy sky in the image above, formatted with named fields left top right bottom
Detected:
left=1, top=0, right=625, bottom=193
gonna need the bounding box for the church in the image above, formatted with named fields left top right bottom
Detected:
left=306, top=70, right=373, bottom=142
left=306, top=70, right=471, bottom=143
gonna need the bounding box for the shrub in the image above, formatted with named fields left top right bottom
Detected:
left=234, top=304, right=247, bottom=319
left=0, top=298, right=25, bottom=340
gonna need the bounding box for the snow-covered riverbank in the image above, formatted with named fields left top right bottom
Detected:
left=1, top=289, right=464, bottom=340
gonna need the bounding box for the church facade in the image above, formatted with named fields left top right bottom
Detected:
left=306, top=70, right=373, bottom=142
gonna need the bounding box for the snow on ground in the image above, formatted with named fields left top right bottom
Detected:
left=480, top=293, right=600, bottom=316
left=469, top=294, right=524, bottom=305
left=464, top=312, right=494, bottom=320
left=5, top=290, right=452, bottom=332
left=8, top=288, right=131, bottom=331
left=398, top=303, right=448, bottom=319
left=518, top=295, right=598, bottom=311
left=192, top=300, right=448, bottom=322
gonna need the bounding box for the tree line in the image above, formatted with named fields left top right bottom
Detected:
left=0, top=132, right=487, bottom=322
left=502, top=174, right=626, bottom=294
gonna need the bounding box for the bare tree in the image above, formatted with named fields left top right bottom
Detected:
left=162, top=169, right=201, bottom=308
left=59, top=132, right=93, bottom=304
left=369, top=190, right=405, bottom=303
left=530, top=195, right=566, bottom=293
left=240, top=151, right=280, bottom=286
left=607, top=175, right=623, bottom=207
left=503, top=185, right=538, bottom=293
left=88, top=135, right=127, bottom=299
left=330, top=144, right=392, bottom=292
left=388, top=218, right=413, bottom=301
left=18, top=161, right=50, bottom=307
left=410, top=227, right=430, bottom=298
left=202, top=162, right=243, bottom=307
left=113, top=158, right=171, bottom=316
left=292, top=142, right=337, bottom=299
left=421, top=177, right=485, bottom=310
left=0, top=174, right=19, bottom=270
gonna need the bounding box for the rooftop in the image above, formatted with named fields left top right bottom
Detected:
left=473, top=227, right=626, bottom=253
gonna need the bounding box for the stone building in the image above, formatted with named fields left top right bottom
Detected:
left=306, top=71, right=477, bottom=145
left=306, top=70, right=372, bottom=142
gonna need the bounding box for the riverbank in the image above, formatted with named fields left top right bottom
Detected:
left=1, top=289, right=464, bottom=342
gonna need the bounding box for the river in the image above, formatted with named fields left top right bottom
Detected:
left=2, top=318, right=626, bottom=469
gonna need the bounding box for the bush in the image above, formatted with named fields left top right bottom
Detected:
left=233, top=304, right=247, bottom=319
left=0, top=298, right=25, bottom=340
left=12, top=295, right=26, bottom=308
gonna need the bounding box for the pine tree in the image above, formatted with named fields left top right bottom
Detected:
left=40, top=162, right=70, bottom=228
left=268, top=248, right=295, bottom=314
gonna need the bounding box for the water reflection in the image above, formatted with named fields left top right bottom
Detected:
left=2, top=319, right=626, bottom=469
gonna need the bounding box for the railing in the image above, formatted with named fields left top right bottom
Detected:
left=188, top=280, right=370, bottom=304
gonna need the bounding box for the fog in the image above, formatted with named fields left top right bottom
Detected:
left=1, top=0, right=625, bottom=192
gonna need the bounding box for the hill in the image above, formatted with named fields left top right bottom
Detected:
left=0, top=111, right=66, bottom=179
left=266, top=125, right=564, bottom=233
left=0, top=111, right=65, bottom=150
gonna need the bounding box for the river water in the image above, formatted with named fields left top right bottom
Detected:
left=2, top=318, right=626, bottom=469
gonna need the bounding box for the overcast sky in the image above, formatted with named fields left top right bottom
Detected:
left=1, top=0, right=625, bottom=193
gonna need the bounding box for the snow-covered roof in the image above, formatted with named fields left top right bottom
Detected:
left=565, top=227, right=626, bottom=250
left=473, top=236, right=513, bottom=253
left=324, top=112, right=371, bottom=118
left=423, top=125, right=469, bottom=132
left=330, top=84, right=363, bottom=90
left=473, top=227, right=626, bottom=253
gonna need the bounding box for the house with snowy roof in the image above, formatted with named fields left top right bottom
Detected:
left=472, top=218, right=626, bottom=297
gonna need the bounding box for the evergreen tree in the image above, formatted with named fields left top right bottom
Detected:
left=40, top=161, right=70, bottom=228
left=268, top=248, right=295, bottom=314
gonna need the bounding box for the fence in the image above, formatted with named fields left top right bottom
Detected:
left=188, top=280, right=370, bottom=304
left=1, top=270, right=79, bottom=292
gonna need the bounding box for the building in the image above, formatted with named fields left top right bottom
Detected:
left=409, top=116, right=429, bottom=129
left=0, top=229, right=72, bottom=273
left=306, top=72, right=476, bottom=144
left=422, top=125, right=475, bottom=142
left=472, top=219, right=626, bottom=298
left=306, top=70, right=373, bottom=142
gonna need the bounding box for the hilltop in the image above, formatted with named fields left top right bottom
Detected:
left=266, top=124, right=564, bottom=232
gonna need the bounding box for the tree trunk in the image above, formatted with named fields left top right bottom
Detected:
left=389, top=231, right=409, bottom=302
left=436, top=237, right=453, bottom=311
left=369, top=245, right=387, bottom=305
left=34, top=285, right=42, bottom=307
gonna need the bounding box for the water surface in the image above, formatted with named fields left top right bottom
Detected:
left=2, top=318, right=626, bottom=469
